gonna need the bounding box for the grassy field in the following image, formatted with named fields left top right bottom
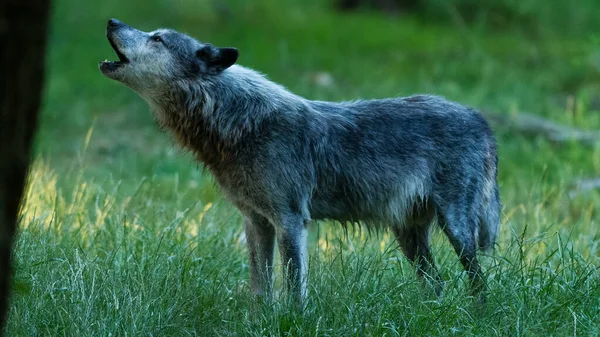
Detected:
left=5, top=0, right=600, bottom=335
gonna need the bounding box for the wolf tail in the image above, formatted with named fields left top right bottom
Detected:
left=478, top=141, right=501, bottom=251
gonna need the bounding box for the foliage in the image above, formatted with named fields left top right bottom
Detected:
left=5, top=0, right=600, bottom=335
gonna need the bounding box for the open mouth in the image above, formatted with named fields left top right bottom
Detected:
left=99, top=35, right=129, bottom=70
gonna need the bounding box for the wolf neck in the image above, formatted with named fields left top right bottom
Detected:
left=149, top=65, right=306, bottom=167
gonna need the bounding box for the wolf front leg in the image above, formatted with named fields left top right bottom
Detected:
left=244, top=213, right=276, bottom=300
left=276, top=213, right=309, bottom=307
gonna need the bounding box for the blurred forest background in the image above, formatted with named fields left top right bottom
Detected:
left=5, top=0, right=600, bottom=335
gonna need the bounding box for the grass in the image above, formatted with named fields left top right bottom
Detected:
left=5, top=0, right=600, bottom=335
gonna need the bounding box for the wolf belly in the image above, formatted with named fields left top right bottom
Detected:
left=309, top=171, right=433, bottom=226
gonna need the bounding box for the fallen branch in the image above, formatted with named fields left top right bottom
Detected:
left=481, top=110, right=600, bottom=146
left=569, top=178, right=600, bottom=199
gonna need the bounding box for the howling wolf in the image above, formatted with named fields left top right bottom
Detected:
left=99, top=18, right=501, bottom=305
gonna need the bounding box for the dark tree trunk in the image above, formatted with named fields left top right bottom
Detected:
left=0, top=0, right=52, bottom=333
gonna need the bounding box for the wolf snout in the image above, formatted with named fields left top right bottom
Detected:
left=107, top=18, right=124, bottom=30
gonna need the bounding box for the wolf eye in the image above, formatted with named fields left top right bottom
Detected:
left=151, top=35, right=163, bottom=43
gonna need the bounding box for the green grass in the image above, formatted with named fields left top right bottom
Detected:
left=5, top=0, right=600, bottom=335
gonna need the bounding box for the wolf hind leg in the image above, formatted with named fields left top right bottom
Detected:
left=437, top=204, right=487, bottom=303
left=393, top=204, right=444, bottom=297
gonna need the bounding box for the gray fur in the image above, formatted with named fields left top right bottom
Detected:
left=100, top=19, right=502, bottom=305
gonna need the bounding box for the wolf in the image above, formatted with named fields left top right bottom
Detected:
left=99, top=18, right=502, bottom=305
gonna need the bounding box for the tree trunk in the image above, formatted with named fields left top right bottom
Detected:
left=0, top=0, right=52, bottom=332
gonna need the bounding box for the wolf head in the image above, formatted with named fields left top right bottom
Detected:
left=99, top=19, right=238, bottom=96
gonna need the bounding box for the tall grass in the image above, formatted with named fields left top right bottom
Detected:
left=7, top=161, right=600, bottom=335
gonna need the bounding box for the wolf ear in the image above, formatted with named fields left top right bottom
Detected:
left=196, top=44, right=239, bottom=72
